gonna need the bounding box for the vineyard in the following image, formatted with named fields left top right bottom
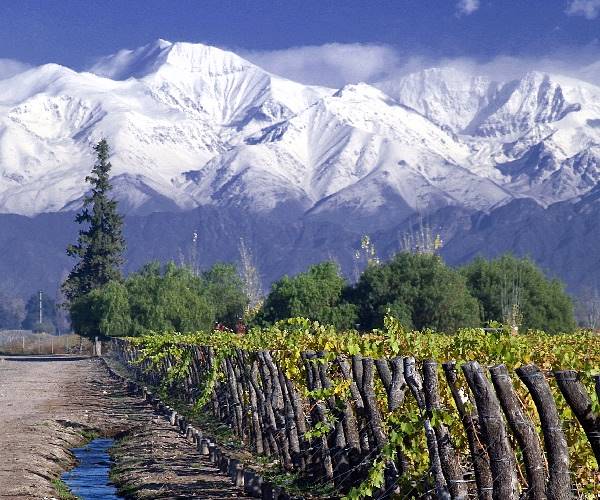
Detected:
left=112, top=317, right=600, bottom=499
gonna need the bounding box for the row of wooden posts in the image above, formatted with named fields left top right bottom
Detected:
left=111, top=339, right=600, bottom=499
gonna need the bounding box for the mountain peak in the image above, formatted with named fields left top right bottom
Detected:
left=161, top=41, right=253, bottom=76
left=378, top=66, right=494, bottom=133
left=89, top=38, right=172, bottom=80
left=89, top=39, right=255, bottom=81
left=333, top=82, right=389, bottom=101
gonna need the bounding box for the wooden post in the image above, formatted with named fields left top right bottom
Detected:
left=404, top=357, right=448, bottom=498
left=489, top=364, right=547, bottom=500
left=554, top=370, right=600, bottom=467
left=443, top=361, right=493, bottom=500
left=517, top=364, right=571, bottom=500
left=93, top=336, right=101, bottom=357
left=422, top=360, right=468, bottom=500
left=462, top=361, right=519, bottom=500
left=339, top=356, right=370, bottom=454
left=303, top=351, right=334, bottom=481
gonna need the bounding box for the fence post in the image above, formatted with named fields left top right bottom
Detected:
left=554, top=370, right=600, bottom=467
left=422, top=360, right=468, bottom=500
left=489, top=364, right=546, bottom=500
left=442, top=361, right=493, bottom=500
left=516, top=364, right=572, bottom=500
left=462, top=361, right=519, bottom=500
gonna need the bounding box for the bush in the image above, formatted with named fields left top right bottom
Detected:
left=460, top=255, right=576, bottom=333
left=256, top=262, right=357, bottom=330
left=351, top=252, right=480, bottom=331
left=70, top=261, right=247, bottom=338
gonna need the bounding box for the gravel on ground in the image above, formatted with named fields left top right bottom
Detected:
left=0, top=354, right=248, bottom=499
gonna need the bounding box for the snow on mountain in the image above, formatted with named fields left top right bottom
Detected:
left=0, top=40, right=329, bottom=215
left=378, top=67, right=495, bottom=133
left=0, top=39, right=599, bottom=225
left=90, top=38, right=173, bottom=80
left=381, top=67, right=600, bottom=206
left=466, top=72, right=582, bottom=137
left=183, top=82, right=509, bottom=227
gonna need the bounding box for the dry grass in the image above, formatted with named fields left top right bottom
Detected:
left=0, top=331, right=92, bottom=355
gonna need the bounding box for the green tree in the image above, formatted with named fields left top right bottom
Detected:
left=202, top=263, right=247, bottom=328
left=257, top=262, right=357, bottom=329
left=125, top=262, right=214, bottom=336
left=352, top=252, right=480, bottom=331
left=72, top=262, right=248, bottom=337
left=461, top=255, right=576, bottom=333
left=62, top=139, right=125, bottom=305
left=69, top=281, right=131, bottom=338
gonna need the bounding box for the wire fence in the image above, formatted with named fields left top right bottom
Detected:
left=0, top=330, right=90, bottom=355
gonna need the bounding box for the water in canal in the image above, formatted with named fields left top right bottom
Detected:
left=62, top=438, right=121, bottom=499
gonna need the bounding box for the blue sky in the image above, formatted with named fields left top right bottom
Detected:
left=1, top=0, right=600, bottom=86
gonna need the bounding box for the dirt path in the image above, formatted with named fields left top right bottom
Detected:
left=0, top=355, right=247, bottom=499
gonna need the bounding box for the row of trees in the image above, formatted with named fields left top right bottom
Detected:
left=61, top=139, right=577, bottom=338
left=257, top=253, right=576, bottom=333
left=67, top=250, right=576, bottom=337
left=70, top=262, right=247, bottom=338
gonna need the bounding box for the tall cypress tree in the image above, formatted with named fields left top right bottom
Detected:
left=62, top=139, right=125, bottom=303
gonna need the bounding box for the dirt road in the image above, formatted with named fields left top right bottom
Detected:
left=0, top=356, right=132, bottom=498
left=0, top=355, right=246, bottom=499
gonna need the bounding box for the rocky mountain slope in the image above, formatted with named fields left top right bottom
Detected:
left=1, top=40, right=600, bottom=296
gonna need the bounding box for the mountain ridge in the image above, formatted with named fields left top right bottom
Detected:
left=1, top=40, right=600, bottom=298
left=0, top=39, right=598, bottom=222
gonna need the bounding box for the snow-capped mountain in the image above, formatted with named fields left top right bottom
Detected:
left=3, top=41, right=600, bottom=297
left=0, top=39, right=599, bottom=226
left=0, top=40, right=328, bottom=215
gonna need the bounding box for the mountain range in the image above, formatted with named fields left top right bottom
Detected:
left=1, top=39, right=599, bottom=298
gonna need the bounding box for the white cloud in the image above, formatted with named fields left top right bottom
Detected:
left=242, top=42, right=600, bottom=89
left=566, top=0, right=600, bottom=19
left=456, top=0, right=480, bottom=16
left=0, top=59, right=30, bottom=80
left=242, top=43, right=401, bottom=88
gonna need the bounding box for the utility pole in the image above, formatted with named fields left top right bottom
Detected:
left=39, top=290, right=43, bottom=326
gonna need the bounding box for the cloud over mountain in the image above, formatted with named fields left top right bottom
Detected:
left=456, top=0, right=480, bottom=16
left=0, top=58, right=30, bottom=80
left=244, top=42, right=600, bottom=88
left=566, top=0, right=600, bottom=19
left=242, top=43, right=400, bottom=88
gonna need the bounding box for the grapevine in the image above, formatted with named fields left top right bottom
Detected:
left=119, top=317, right=600, bottom=498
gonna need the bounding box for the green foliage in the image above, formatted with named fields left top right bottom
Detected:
left=352, top=252, right=480, bottom=331
left=201, top=263, right=248, bottom=328
left=461, top=254, right=576, bottom=332
left=63, top=139, right=125, bottom=308
left=127, top=262, right=214, bottom=335
left=51, top=478, right=76, bottom=500
left=70, top=281, right=131, bottom=338
left=256, top=262, right=357, bottom=329
left=71, top=262, right=246, bottom=338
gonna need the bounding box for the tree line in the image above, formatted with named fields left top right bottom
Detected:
left=256, top=253, right=576, bottom=333
left=60, top=140, right=577, bottom=338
